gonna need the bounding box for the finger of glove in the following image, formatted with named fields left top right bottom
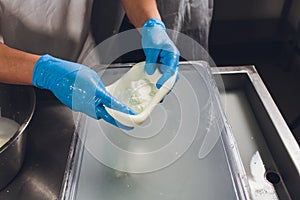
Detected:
left=159, top=71, right=178, bottom=103
left=100, top=91, right=136, bottom=115
left=156, top=70, right=174, bottom=89
left=160, top=50, right=179, bottom=70
left=157, top=52, right=179, bottom=88
left=145, top=49, right=160, bottom=75
left=96, top=106, right=133, bottom=130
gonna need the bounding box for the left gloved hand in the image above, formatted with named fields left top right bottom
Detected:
left=32, top=54, right=135, bottom=130
left=141, top=18, right=180, bottom=89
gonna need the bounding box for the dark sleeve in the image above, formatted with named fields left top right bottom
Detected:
left=156, top=0, right=213, bottom=51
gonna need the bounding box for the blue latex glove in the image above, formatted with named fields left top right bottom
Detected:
left=32, top=54, right=135, bottom=130
left=142, top=18, right=180, bottom=89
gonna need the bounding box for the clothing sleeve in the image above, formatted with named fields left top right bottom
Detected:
left=0, top=0, right=93, bottom=62
left=156, top=0, right=213, bottom=51
left=91, top=0, right=125, bottom=44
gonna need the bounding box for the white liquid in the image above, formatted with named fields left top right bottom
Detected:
left=0, top=117, right=20, bottom=148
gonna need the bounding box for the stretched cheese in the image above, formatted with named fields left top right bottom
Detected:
left=106, top=62, right=177, bottom=127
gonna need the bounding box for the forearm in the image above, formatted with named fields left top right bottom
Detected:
left=0, top=43, right=40, bottom=85
left=121, top=0, right=161, bottom=28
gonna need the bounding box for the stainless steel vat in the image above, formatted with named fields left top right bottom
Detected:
left=0, top=83, right=35, bottom=190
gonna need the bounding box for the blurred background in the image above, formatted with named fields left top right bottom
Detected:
left=209, top=0, right=300, bottom=145
left=91, top=0, right=300, bottom=145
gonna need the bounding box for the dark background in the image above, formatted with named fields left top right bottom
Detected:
left=209, top=0, right=300, bottom=145
left=105, top=0, right=300, bottom=145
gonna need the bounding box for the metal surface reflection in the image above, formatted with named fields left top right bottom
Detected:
left=0, top=90, right=75, bottom=200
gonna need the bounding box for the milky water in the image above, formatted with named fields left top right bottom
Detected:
left=72, top=62, right=244, bottom=199
left=0, top=117, right=20, bottom=148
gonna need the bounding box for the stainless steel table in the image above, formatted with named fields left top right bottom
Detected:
left=0, top=63, right=299, bottom=200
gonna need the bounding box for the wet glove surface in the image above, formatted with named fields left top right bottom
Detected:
left=142, top=18, right=180, bottom=89
left=32, top=54, right=135, bottom=129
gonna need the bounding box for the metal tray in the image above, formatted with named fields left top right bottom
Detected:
left=212, top=66, right=300, bottom=199
left=1, top=63, right=297, bottom=200
left=60, top=61, right=250, bottom=200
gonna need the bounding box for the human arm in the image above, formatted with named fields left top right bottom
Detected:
left=0, top=42, right=39, bottom=85
left=121, top=0, right=180, bottom=89
left=0, top=43, right=134, bottom=129
left=121, top=0, right=161, bottom=28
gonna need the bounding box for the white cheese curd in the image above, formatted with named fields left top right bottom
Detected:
left=106, top=61, right=177, bottom=126
left=0, top=117, right=20, bottom=148
left=118, top=78, right=158, bottom=114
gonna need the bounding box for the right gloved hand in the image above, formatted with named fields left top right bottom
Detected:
left=32, top=54, right=135, bottom=130
left=141, top=18, right=180, bottom=89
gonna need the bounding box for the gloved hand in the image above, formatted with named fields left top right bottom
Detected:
left=142, top=18, right=180, bottom=89
left=32, top=54, right=135, bottom=129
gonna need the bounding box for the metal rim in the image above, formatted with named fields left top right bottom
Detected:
left=0, top=86, right=36, bottom=153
